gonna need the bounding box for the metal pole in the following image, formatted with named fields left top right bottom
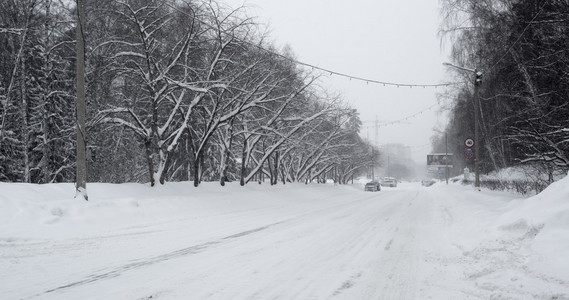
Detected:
left=474, top=69, right=481, bottom=188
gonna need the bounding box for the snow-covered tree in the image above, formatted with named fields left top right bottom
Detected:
left=0, top=0, right=369, bottom=188
left=0, top=0, right=75, bottom=183
left=440, top=0, right=569, bottom=176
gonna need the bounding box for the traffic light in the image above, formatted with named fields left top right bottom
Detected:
left=475, top=71, right=483, bottom=86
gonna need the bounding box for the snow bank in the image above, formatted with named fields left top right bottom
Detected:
left=484, top=165, right=566, bottom=182
left=423, top=175, right=569, bottom=298
left=0, top=181, right=355, bottom=241
left=496, top=174, right=569, bottom=280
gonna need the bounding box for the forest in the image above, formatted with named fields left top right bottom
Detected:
left=0, top=0, right=375, bottom=187
left=434, top=0, right=569, bottom=183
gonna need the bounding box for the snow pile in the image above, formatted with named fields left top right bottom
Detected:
left=0, top=181, right=351, bottom=241
left=421, top=176, right=569, bottom=299
left=497, top=174, right=569, bottom=280
left=483, top=166, right=536, bottom=181
left=483, top=165, right=567, bottom=183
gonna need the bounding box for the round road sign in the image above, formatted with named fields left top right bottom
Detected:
left=465, top=138, right=475, bottom=148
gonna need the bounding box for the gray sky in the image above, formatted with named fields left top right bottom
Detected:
left=224, top=0, right=451, bottom=163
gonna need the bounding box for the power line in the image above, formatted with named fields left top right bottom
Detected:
left=244, top=39, right=460, bottom=88
left=363, top=102, right=439, bottom=128
left=164, top=1, right=460, bottom=89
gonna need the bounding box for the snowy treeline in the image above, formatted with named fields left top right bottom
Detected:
left=0, top=0, right=374, bottom=186
left=436, top=0, right=569, bottom=181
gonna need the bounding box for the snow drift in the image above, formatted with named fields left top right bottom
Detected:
left=496, top=174, right=569, bottom=281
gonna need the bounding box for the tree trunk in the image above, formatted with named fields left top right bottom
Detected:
left=240, top=138, right=247, bottom=186
left=186, top=136, right=192, bottom=181
left=193, top=150, right=202, bottom=187
left=273, top=151, right=279, bottom=185
left=41, top=0, right=52, bottom=184
left=75, top=0, right=87, bottom=200
left=220, top=152, right=227, bottom=186
left=268, top=156, right=275, bottom=186
left=220, top=120, right=234, bottom=186
left=334, top=166, right=338, bottom=184
left=280, top=166, right=286, bottom=184
left=158, top=150, right=171, bottom=185
left=21, top=55, right=30, bottom=183
left=145, top=139, right=155, bottom=186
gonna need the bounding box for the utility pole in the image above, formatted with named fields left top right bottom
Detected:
left=374, top=115, right=378, bottom=148
left=371, top=146, right=375, bottom=181
left=445, top=132, right=448, bottom=184
left=443, top=62, right=482, bottom=189
left=372, top=115, right=378, bottom=181
left=75, top=0, right=88, bottom=200
left=387, top=153, right=390, bottom=177
left=474, top=69, right=482, bottom=188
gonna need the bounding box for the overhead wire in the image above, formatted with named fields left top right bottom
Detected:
left=164, top=1, right=461, bottom=89
left=240, top=39, right=460, bottom=88
left=363, top=102, right=439, bottom=128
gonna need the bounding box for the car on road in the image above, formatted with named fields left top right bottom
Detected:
left=381, top=177, right=398, bottom=187
left=364, top=181, right=381, bottom=192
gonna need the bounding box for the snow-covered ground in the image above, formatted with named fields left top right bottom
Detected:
left=1, top=176, right=568, bottom=299
left=483, top=165, right=567, bottom=183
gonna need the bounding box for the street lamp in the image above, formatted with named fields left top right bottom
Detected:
left=443, top=62, right=482, bottom=188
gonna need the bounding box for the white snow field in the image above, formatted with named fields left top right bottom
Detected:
left=1, top=177, right=568, bottom=299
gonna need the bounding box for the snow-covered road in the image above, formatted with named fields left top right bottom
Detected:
left=2, top=181, right=568, bottom=299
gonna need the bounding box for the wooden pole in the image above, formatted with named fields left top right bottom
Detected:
left=75, top=0, right=88, bottom=200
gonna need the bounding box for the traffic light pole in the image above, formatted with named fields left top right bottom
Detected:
left=474, top=69, right=482, bottom=188
left=442, top=62, right=482, bottom=189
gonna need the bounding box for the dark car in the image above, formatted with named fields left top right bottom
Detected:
left=365, top=181, right=381, bottom=192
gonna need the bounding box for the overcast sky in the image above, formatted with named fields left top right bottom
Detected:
left=223, top=0, right=452, bottom=163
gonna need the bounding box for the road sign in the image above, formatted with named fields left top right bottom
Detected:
left=465, top=138, right=475, bottom=148
left=427, top=153, right=453, bottom=167
left=465, top=148, right=474, bottom=159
